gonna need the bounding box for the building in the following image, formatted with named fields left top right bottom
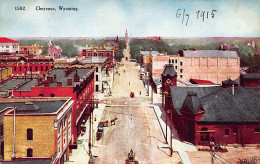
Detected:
left=0, top=66, right=12, bottom=83
left=125, top=29, right=129, bottom=42
left=0, top=55, right=54, bottom=76
left=0, top=38, right=19, bottom=54
left=165, top=80, right=260, bottom=146
left=54, top=57, right=111, bottom=93
left=12, top=68, right=95, bottom=145
left=240, top=73, right=260, bottom=87
left=168, top=50, right=240, bottom=84
left=48, top=41, right=62, bottom=59
left=140, top=50, right=160, bottom=70
left=1, top=97, right=73, bottom=163
left=78, top=45, right=115, bottom=69
left=19, top=44, right=42, bottom=55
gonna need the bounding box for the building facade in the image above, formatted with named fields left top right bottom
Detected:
left=0, top=56, right=54, bottom=76
left=168, top=50, right=240, bottom=84
left=240, top=73, right=260, bottom=87
left=48, top=41, right=62, bottom=59
left=12, top=68, right=95, bottom=145
left=2, top=97, right=73, bottom=163
left=0, top=38, right=19, bottom=54
left=19, top=44, right=42, bottom=55
left=0, top=67, right=12, bottom=83
left=165, top=80, right=260, bottom=146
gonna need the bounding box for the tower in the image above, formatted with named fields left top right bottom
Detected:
left=125, top=29, right=128, bottom=40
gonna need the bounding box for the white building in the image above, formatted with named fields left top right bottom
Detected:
left=0, top=37, right=19, bottom=53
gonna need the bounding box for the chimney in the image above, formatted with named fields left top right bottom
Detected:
left=74, top=70, right=79, bottom=82
left=82, top=49, right=86, bottom=56
left=24, top=48, right=28, bottom=56
left=67, top=78, right=72, bottom=85
left=232, top=85, right=234, bottom=95
left=57, top=81, right=62, bottom=87
left=47, top=76, right=53, bottom=83
left=54, top=74, right=56, bottom=80
left=44, top=82, right=49, bottom=87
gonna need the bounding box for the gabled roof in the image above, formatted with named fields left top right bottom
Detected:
left=170, top=86, right=260, bottom=123
left=162, top=64, right=177, bottom=77
left=0, top=37, right=19, bottom=43
left=180, top=92, right=204, bottom=114
left=222, top=79, right=238, bottom=85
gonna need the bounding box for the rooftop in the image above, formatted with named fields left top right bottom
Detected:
left=162, top=64, right=177, bottom=77
left=170, top=86, right=260, bottom=123
left=181, top=50, right=239, bottom=58
left=16, top=79, right=38, bottom=91
left=0, top=37, right=19, bottom=43
left=241, top=73, right=260, bottom=79
left=190, top=79, right=215, bottom=85
left=0, top=97, right=70, bottom=114
left=140, top=51, right=160, bottom=55
left=0, top=79, right=29, bottom=91
left=38, top=68, right=93, bottom=87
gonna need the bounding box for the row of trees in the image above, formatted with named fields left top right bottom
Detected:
left=115, top=40, right=126, bottom=62
left=129, top=39, right=259, bottom=73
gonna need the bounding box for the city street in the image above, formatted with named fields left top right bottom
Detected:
left=92, top=42, right=181, bottom=163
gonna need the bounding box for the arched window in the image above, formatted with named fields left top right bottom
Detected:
left=201, top=127, right=208, bottom=131
left=27, top=148, right=33, bottom=157
left=27, top=129, right=33, bottom=140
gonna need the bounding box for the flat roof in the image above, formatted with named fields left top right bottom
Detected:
left=16, top=79, right=38, bottom=91
left=0, top=98, right=70, bottom=114
left=0, top=79, right=29, bottom=91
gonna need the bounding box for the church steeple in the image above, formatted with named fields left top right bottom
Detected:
left=125, top=29, right=128, bottom=40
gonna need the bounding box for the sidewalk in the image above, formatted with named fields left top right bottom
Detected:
left=152, top=92, right=197, bottom=164
left=66, top=103, right=106, bottom=163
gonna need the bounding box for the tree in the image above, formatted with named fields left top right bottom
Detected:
left=115, top=49, right=124, bottom=62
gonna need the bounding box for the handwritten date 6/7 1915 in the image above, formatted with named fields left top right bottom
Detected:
left=176, top=9, right=217, bottom=26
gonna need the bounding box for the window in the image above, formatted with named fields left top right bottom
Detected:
left=96, top=75, right=98, bottom=81
left=0, top=124, right=3, bottom=137
left=225, top=129, right=229, bottom=135
left=172, top=59, right=174, bottom=63
left=35, top=66, right=38, bottom=71
left=96, top=67, right=98, bottom=72
left=169, top=59, right=171, bottom=63
left=107, top=53, right=109, bottom=56
left=175, top=66, right=177, bottom=69
left=233, top=128, right=238, bottom=134
left=30, top=66, right=32, bottom=71
left=175, top=59, right=177, bottom=63
left=68, top=113, right=71, bottom=139
left=39, top=94, right=43, bottom=97
left=51, top=94, right=55, bottom=97
left=255, top=128, right=260, bottom=133
left=27, top=148, right=33, bottom=157
left=46, top=66, right=48, bottom=71
left=180, top=75, right=183, bottom=78
left=41, top=66, right=43, bottom=71
left=63, top=119, right=66, bottom=147
left=27, top=129, right=33, bottom=140
left=6, top=46, right=9, bottom=48
left=19, top=66, right=22, bottom=72
left=180, top=69, right=183, bottom=73
left=180, top=62, right=183, bottom=66
left=14, top=66, right=17, bottom=72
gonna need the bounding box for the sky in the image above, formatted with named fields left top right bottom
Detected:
left=0, top=0, right=259, bottom=37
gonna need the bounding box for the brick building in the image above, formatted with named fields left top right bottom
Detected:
left=48, top=41, right=62, bottom=59
left=19, top=44, right=42, bottom=55
left=168, top=50, right=240, bottom=84
left=0, top=66, right=12, bottom=83
left=164, top=79, right=260, bottom=146
left=12, top=68, right=95, bottom=145
left=0, top=56, right=54, bottom=76
left=78, top=45, right=115, bottom=69
left=240, top=73, right=260, bottom=87
left=54, top=57, right=111, bottom=93
left=0, top=38, right=19, bottom=54
left=1, top=97, right=73, bottom=163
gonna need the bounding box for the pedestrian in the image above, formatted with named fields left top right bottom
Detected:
left=129, top=82, right=130, bottom=85
left=140, top=91, right=141, bottom=95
